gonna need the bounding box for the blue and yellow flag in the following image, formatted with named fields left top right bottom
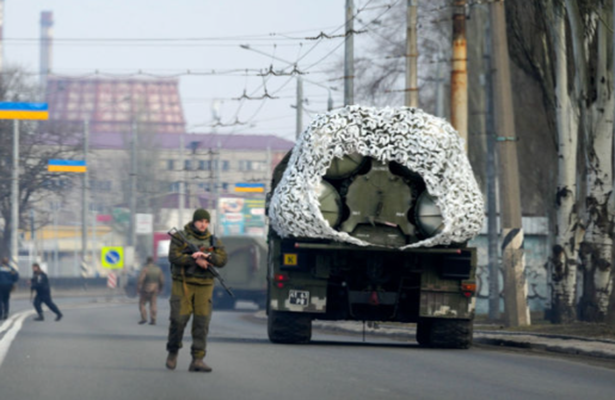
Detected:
left=48, top=160, right=87, bottom=173
left=235, top=183, right=265, bottom=193
left=0, top=102, right=49, bottom=120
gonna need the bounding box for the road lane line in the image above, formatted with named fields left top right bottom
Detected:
left=0, top=312, right=23, bottom=336
left=0, top=317, right=15, bottom=336
left=0, top=311, right=35, bottom=367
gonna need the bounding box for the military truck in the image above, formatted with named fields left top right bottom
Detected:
left=213, top=236, right=268, bottom=309
left=265, top=106, right=483, bottom=348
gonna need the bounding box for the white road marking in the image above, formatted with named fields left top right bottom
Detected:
left=0, top=310, right=35, bottom=367
left=0, top=313, right=20, bottom=336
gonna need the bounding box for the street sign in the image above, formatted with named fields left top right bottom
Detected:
left=235, top=183, right=265, bottom=193
left=136, top=213, right=153, bottom=235
left=48, top=159, right=87, bottom=173
left=101, top=247, right=124, bottom=269
left=112, top=208, right=130, bottom=224
left=0, top=102, right=49, bottom=120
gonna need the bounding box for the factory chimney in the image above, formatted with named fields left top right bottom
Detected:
left=40, top=11, right=53, bottom=91
left=0, top=0, right=5, bottom=74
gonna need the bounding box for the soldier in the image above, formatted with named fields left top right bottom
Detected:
left=137, top=256, right=164, bottom=325
left=165, top=208, right=227, bottom=373
left=31, top=263, right=63, bottom=322
left=0, top=257, right=19, bottom=320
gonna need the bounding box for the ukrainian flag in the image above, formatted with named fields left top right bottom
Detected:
left=48, top=160, right=87, bottom=173
left=235, top=183, right=265, bottom=193
left=0, top=102, right=49, bottom=120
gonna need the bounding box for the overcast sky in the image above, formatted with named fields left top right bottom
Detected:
left=2, top=0, right=375, bottom=141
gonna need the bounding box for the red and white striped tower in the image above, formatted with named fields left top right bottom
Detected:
left=0, top=0, right=5, bottom=73
left=40, top=11, right=54, bottom=90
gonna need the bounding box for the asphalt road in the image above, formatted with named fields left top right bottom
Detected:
left=1, top=298, right=614, bottom=400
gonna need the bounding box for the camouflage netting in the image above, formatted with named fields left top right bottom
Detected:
left=269, top=105, right=484, bottom=249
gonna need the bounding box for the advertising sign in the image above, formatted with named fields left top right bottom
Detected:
left=136, top=213, right=154, bottom=235
left=218, top=197, right=266, bottom=236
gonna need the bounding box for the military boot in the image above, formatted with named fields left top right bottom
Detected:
left=166, top=352, right=178, bottom=370
left=188, top=357, right=212, bottom=373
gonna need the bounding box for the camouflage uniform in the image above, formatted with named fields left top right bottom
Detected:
left=166, top=223, right=227, bottom=360
left=137, top=262, right=164, bottom=324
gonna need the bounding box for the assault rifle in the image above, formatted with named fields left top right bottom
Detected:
left=168, top=228, right=235, bottom=298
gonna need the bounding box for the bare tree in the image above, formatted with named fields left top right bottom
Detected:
left=507, top=0, right=614, bottom=322
left=0, top=68, right=81, bottom=257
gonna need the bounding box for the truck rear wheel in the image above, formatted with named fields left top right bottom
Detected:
left=267, top=310, right=312, bottom=344
left=416, top=318, right=473, bottom=349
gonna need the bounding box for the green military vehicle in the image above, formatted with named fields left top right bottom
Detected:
left=265, top=106, right=484, bottom=348
left=213, top=236, right=268, bottom=309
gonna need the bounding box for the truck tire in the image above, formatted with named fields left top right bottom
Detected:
left=416, top=318, right=473, bottom=349
left=267, top=310, right=312, bottom=344
left=415, top=318, right=432, bottom=347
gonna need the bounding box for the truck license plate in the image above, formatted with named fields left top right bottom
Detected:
left=289, top=290, right=310, bottom=306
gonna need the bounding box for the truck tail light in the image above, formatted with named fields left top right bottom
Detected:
left=274, top=273, right=290, bottom=289
left=461, top=282, right=476, bottom=298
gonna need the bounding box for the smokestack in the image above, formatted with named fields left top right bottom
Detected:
left=40, top=11, right=53, bottom=91
left=0, top=0, right=5, bottom=73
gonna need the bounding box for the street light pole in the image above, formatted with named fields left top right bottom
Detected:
left=11, top=119, right=19, bottom=269
left=129, top=119, right=137, bottom=249
left=81, top=119, right=89, bottom=275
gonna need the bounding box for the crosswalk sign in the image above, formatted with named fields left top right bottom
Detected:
left=101, top=247, right=124, bottom=269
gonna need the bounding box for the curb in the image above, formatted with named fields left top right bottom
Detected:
left=473, top=335, right=615, bottom=360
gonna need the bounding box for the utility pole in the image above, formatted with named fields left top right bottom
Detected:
left=53, top=205, right=58, bottom=276
left=178, top=134, right=185, bottom=225
left=214, top=139, right=221, bottom=231
left=91, top=210, right=97, bottom=269
left=484, top=18, right=500, bottom=321
left=296, top=75, right=303, bottom=139
left=490, top=1, right=529, bottom=326
left=344, top=0, right=354, bottom=106
left=451, top=0, right=468, bottom=149
left=11, top=120, right=19, bottom=269
left=81, top=120, right=89, bottom=275
left=435, top=48, right=446, bottom=118
left=266, top=144, right=272, bottom=193
left=129, top=120, right=137, bottom=249
left=405, top=0, right=419, bottom=107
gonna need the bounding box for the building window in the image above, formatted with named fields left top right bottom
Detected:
left=239, top=160, right=253, bottom=171
left=222, top=160, right=230, bottom=171
left=252, top=161, right=267, bottom=171
left=222, top=182, right=229, bottom=192
left=90, top=180, right=112, bottom=192
left=198, top=160, right=208, bottom=170
left=198, top=182, right=211, bottom=192
left=167, top=160, right=175, bottom=171
left=170, top=181, right=181, bottom=192
left=184, top=160, right=191, bottom=171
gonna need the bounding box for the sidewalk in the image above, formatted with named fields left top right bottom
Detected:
left=254, top=311, right=615, bottom=360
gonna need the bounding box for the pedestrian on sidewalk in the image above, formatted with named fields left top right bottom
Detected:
left=137, top=256, right=164, bottom=325
left=0, top=257, right=19, bottom=320
left=165, top=208, right=227, bottom=373
left=30, top=263, right=63, bottom=322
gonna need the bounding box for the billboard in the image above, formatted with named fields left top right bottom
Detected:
left=219, top=197, right=266, bottom=236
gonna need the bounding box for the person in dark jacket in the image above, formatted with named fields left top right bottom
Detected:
left=0, top=257, right=19, bottom=320
left=30, top=263, right=63, bottom=321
